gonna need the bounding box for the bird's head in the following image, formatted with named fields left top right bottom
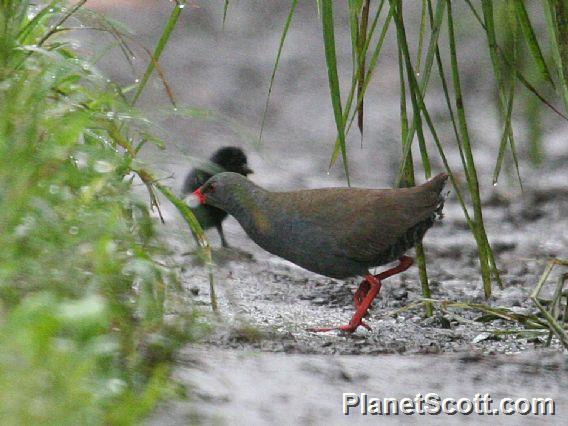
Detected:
left=210, top=146, right=253, bottom=176
left=187, top=172, right=253, bottom=210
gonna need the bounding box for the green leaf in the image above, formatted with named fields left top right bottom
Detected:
left=259, top=0, right=298, bottom=142
left=223, top=1, right=230, bottom=29
left=544, top=0, right=568, bottom=114
left=321, top=0, right=350, bottom=185
left=329, top=1, right=389, bottom=167
left=513, top=0, right=555, bottom=86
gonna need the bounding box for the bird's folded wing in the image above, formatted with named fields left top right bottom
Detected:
left=335, top=189, right=442, bottom=262
left=271, top=173, right=447, bottom=263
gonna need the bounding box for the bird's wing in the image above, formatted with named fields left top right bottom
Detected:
left=273, top=175, right=446, bottom=263
left=335, top=189, right=441, bottom=262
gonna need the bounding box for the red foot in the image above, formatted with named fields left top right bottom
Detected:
left=307, top=320, right=371, bottom=333
left=307, top=256, right=414, bottom=334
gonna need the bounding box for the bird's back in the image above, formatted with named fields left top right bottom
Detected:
left=244, top=173, right=448, bottom=278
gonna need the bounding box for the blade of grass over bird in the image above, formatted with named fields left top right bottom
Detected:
left=397, top=38, right=433, bottom=317
left=447, top=0, right=499, bottom=296
left=387, top=0, right=501, bottom=296
left=114, top=0, right=217, bottom=309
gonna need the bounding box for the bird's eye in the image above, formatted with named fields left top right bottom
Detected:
left=208, top=183, right=217, bottom=193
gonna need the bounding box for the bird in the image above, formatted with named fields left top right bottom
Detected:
left=182, top=146, right=253, bottom=247
left=189, top=172, right=448, bottom=332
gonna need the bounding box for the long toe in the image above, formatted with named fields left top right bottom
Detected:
left=306, top=326, right=337, bottom=333
left=307, top=322, right=371, bottom=333
left=338, top=320, right=371, bottom=333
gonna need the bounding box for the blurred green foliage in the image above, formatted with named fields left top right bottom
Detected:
left=0, top=1, right=200, bottom=422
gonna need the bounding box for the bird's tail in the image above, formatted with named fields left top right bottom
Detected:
left=424, top=172, right=449, bottom=220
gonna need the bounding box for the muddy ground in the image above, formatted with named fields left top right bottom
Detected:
left=86, top=1, right=568, bottom=424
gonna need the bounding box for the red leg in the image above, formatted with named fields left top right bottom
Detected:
left=308, top=256, right=414, bottom=333
left=336, top=274, right=381, bottom=332
left=353, top=279, right=370, bottom=308
left=375, top=255, right=413, bottom=281
left=354, top=255, right=414, bottom=307
left=307, top=274, right=379, bottom=333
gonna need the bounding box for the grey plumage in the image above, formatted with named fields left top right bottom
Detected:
left=182, top=147, right=252, bottom=247
left=196, top=172, right=448, bottom=278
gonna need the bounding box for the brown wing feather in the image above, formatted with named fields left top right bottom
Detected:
left=270, top=173, right=447, bottom=263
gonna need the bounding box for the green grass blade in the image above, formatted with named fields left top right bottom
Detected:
left=329, top=2, right=389, bottom=168
left=17, top=0, right=58, bottom=43
left=544, top=0, right=568, bottom=113
left=416, top=0, right=427, bottom=72
left=390, top=4, right=475, bottom=236
left=447, top=0, right=496, bottom=296
left=481, top=0, right=522, bottom=189
left=131, top=1, right=185, bottom=106
left=391, top=0, right=430, bottom=179
left=36, top=0, right=87, bottom=47
left=464, top=0, right=484, bottom=24
left=397, top=40, right=478, bottom=251
left=513, top=0, right=554, bottom=86
left=398, top=30, right=409, bottom=157
left=153, top=181, right=217, bottom=312
left=492, top=82, right=515, bottom=185
left=513, top=61, right=568, bottom=120
left=470, top=0, right=568, bottom=121
left=223, top=0, right=229, bottom=29
left=390, top=0, right=433, bottom=316
left=556, top=1, right=568, bottom=89
left=348, top=0, right=362, bottom=74
left=481, top=0, right=506, bottom=101
left=396, top=0, right=445, bottom=183
left=427, top=0, right=467, bottom=171
left=357, top=0, right=370, bottom=137
left=505, top=2, right=523, bottom=189
left=321, top=0, right=350, bottom=185
left=259, top=0, right=298, bottom=142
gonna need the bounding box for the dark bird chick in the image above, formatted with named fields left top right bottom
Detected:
left=189, top=172, right=448, bottom=332
left=182, top=147, right=253, bottom=247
